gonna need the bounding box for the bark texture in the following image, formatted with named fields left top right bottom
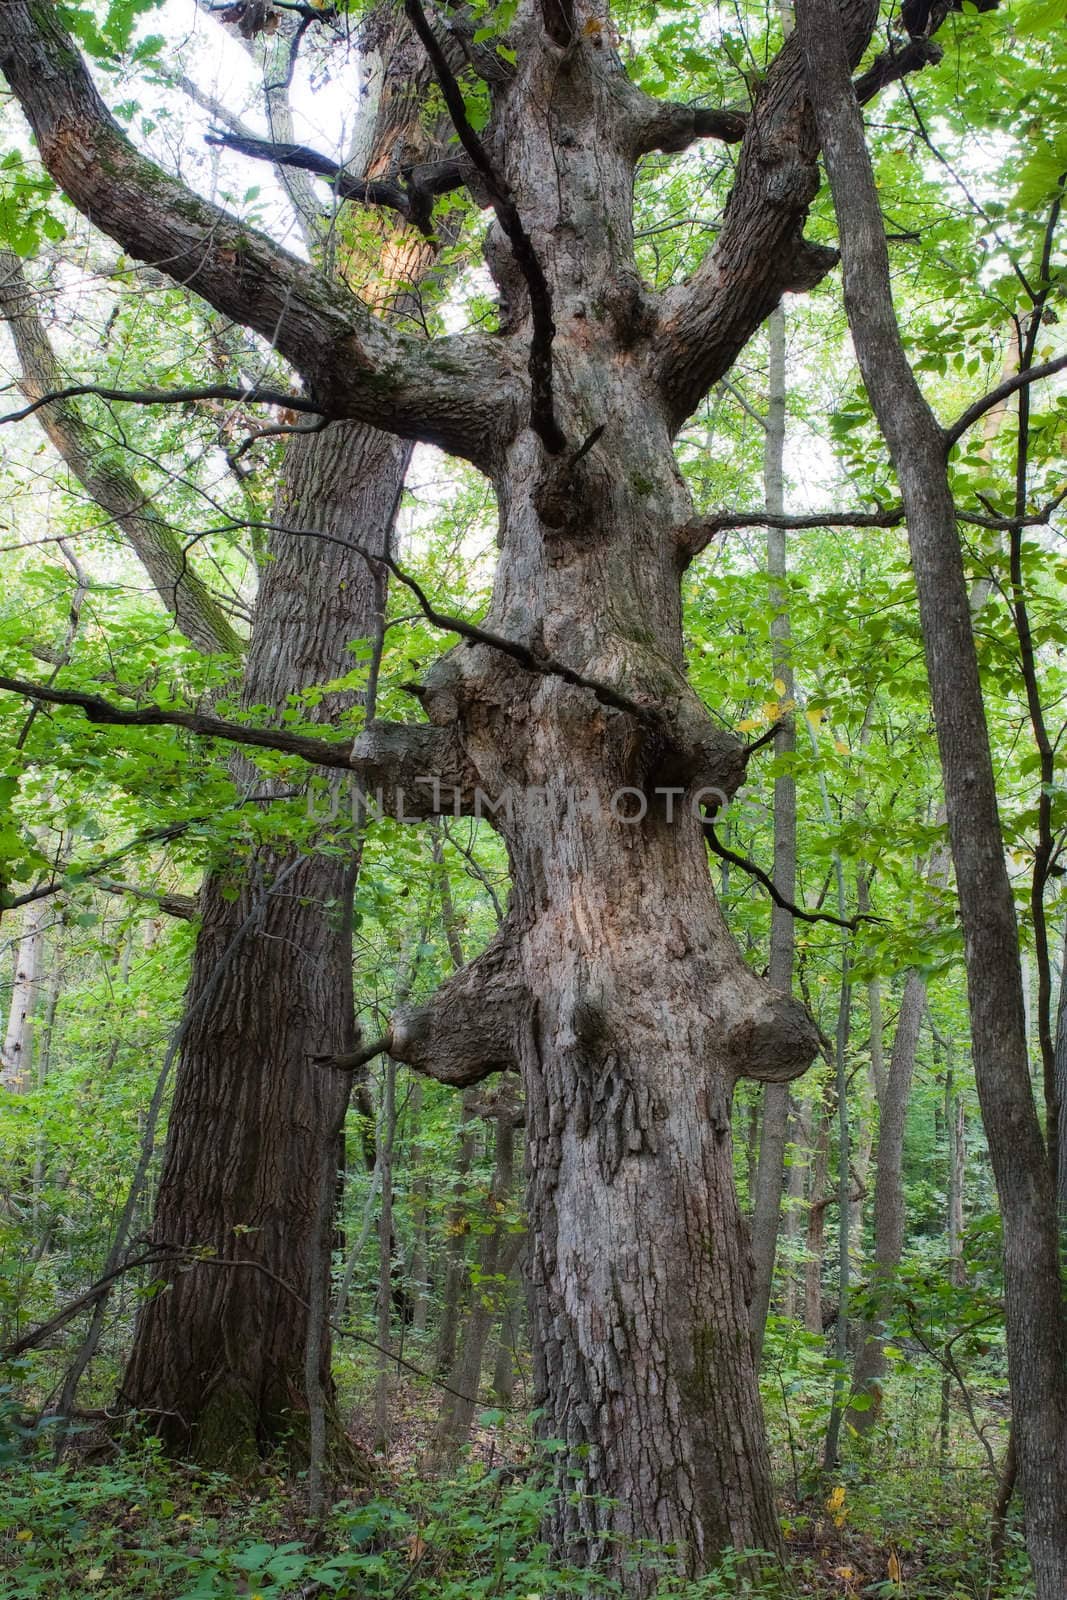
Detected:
left=1, top=0, right=902, bottom=1579
left=119, top=422, right=406, bottom=1466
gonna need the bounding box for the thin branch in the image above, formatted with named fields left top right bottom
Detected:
left=288, top=525, right=660, bottom=726
left=944, top=353, right=1067, bottom=450
left=0, top=675, right=358, bottom=768
left=403, top=0, right=566, bottom=452
left=704, top=821, right=873, bottom=930
left=0, top=382, right=320, bottom=429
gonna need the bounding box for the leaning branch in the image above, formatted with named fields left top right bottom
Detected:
left=0, top=382, right=319, bottom=429
left=0, top=0, right=515, bottom=465
left=704, top=821, right=871, bottom=931
left=0, top=675, right=359, bottom=768
left=403, top=0, right=566, bottom=452
left=944, top=353, right=1067, bottom=451
left=203, top=131, right=468, bottom=237
left=680, top=492, right=1067, bottom=561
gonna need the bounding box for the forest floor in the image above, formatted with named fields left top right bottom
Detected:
left=0, top=1364, right=1029, bottom=1600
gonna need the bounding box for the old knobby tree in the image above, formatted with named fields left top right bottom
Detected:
left=0, top=0, right=1003, bottom=1581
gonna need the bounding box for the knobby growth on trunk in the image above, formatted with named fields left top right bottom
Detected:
left=0, top=0, right=1027, bottom=1584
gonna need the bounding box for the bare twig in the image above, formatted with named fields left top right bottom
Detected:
left=703, top=821, right=875, bottom=930
left=0, top=382, right=320, bottom=428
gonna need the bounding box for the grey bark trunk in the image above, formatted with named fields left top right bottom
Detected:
left=799, top=7, right=1067, bottom=1586
left=1, top=900, right=47, bottom=1093
left=848, top=967, right=925, bottom=1430
left=750, top=302, right=798, bottom=1359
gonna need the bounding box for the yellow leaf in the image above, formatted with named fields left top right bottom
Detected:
left=773, top=677, right=787, bottom=696
left=762, top=701, right=781, bottom=723
left=407, top=1531, right=427, bottom=1564
left=835, top=739, right=849, bottom=754
left=737, top=716, right=764, bottom=733
left=825, top=1485, right=846, bottom=1513
left=15, top=1530, right=33, bottom=1543
left=888, top=1551, right=902, bottom=1583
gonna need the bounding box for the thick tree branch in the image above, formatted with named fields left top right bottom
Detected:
left=390, top=935, right=528, bottom=1084
left=854, top=35, right=943, bottom=103
left=403, top=0, right=566, bottom=452
left=92, top=880, right=199, bottom=920
left=649, top=0, right=874, bottom=428
left=619, top=85, right=747, bottom=157
left=0, top=0, right=517, bottom=466
left=317, top=939, right=525, bottom=1085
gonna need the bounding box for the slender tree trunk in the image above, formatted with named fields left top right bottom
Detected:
left=1, top=900, right=46, bottom=1093
left=822, top=933, right=852, bottom=1470
left=491, top=1262, right=522, bottom=1405
left=0, top=249, right=242, bottom=657
left=408, top=1080, right=430, bottom=1333
left=781, top=1100, right=808, bottom=1321
left=939, top=1048, right=965, bottom=1472
left=374, top=1055, right=398, bottom=1453
left=805, top=1087, right=831, bottom=1333
left=848, top=968, right=925, bottom=1429
left=1055, top=923, right=1067, bottom=1224
left=750, top=303, right=798, bottom=1359
left=433, top=1097, right=521, bottom=1464
left=799, top=10, right=1067, bottom=1586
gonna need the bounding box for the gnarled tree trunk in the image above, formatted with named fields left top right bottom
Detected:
left=1, top=0, right=908, bottom=1578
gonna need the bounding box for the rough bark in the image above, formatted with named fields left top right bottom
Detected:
left=1, top=0, right=909, bottom=1580
left=798, top=2, right=1067, bottom=1588
left=118, top=421, right=406, bottom=1467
